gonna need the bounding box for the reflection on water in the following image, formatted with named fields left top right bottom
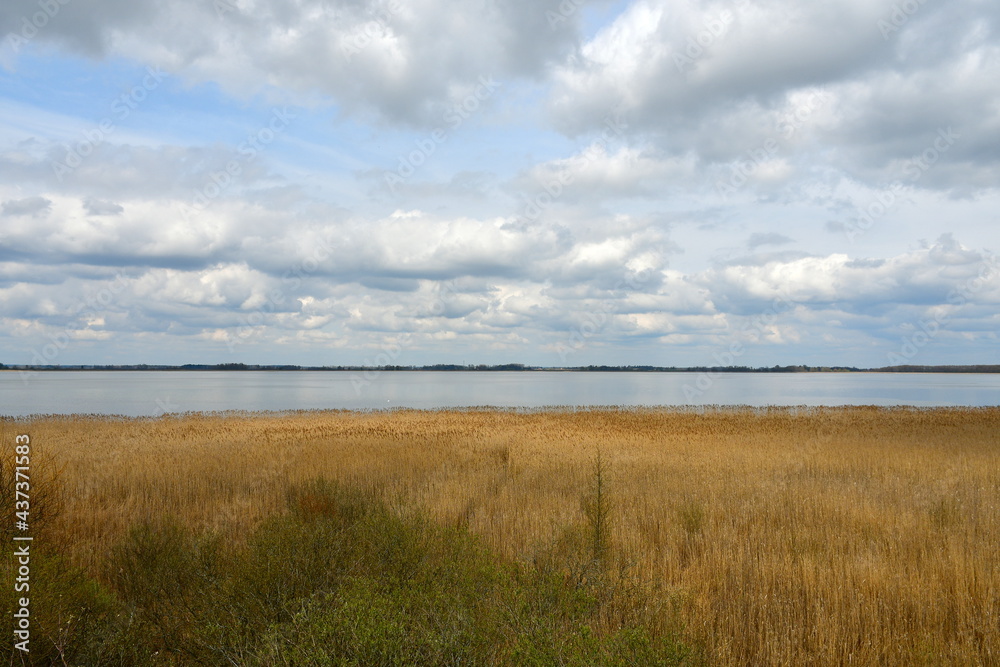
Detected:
left=1, top=371, right=998, bottom=417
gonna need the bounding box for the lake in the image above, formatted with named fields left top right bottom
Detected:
left=1, top=371, right=998, bottom=417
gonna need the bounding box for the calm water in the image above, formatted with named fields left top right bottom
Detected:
left=1, top=371, right=998, bottom=417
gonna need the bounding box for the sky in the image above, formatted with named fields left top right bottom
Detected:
left=0, top=0, right=998, bottom=368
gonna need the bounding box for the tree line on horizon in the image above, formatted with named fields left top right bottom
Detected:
left=3, top=362, right=999, bottom=373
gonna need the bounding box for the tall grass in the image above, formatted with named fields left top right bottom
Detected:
left=3, top=477, right=690, bottom=664
left=3, top=406, right=999, bottom=664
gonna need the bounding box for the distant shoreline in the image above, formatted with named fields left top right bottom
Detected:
left=2, top=364, right=999, bottom=373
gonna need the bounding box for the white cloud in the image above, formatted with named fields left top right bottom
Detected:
left=1, top=0, right=589, bottom=126
left=1, top=0, right=999, bottom=367
left=549, top=0, right=1000, bottom=192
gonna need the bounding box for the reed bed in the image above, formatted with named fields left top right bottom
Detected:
left=3, top=406, right=999, bottom=664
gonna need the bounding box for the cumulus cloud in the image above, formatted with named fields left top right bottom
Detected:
left=549, top=0, right=1000, bottom=192
left=702, top=235, right=999, bottom=316
left=1, top=0, right=998, bottom=367
left=2, top=195, right=995, bottom=365
left=1, top=0, right=590, bottom=126
left=510, top=145, right=699, bottom=204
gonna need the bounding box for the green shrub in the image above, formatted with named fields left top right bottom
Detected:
left=102, top=518, right=227, bottom=663
left=261, top=577, right=488, bottom=665
left=2, top=548, right=115, bottom=666
left=5, top=477, right=696, bottom=665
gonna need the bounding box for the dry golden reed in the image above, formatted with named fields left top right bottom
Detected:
left=4, top=406, right=999, bottom=665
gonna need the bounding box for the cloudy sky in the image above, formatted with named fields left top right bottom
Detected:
left=0, top=0, right=998, bottom=368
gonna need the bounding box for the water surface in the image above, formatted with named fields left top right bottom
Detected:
left=1, top=371, right=997, bottom=417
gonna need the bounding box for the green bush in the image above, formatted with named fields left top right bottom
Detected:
left=2, top=547, right=116, bottom=666
left=4, top=478, right=697, bottom=665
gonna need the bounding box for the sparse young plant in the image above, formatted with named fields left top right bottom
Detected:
left=581, top=447, right=613, bottom=569
left=677, top=498, right=705, bottom=538
left=0, top=439, right=64, bottom=543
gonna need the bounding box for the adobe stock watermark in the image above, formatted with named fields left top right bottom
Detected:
left=349, top=334, right=413, bottom=396
left=510, top=108, right=628, bottom=227
left=423, top=278, right=462, bottom=319
left=151, top=396, right=180, bottom=417
left=4, top=0, right=71, bottom=61
left=19, top=273, right=129, bottom=384
left=341, top=0, right=402, bottom=60
left=878, top=0, right=928, bottom=40
left=554, top=268, right=656, bottom=364
left=546, top=0, right=585, bottom=29
left=181, top=106, right=297, bottom=219
left=214, top=0, right=242, bottom=19
left=350, top=279, right=461, bottom=395
left=715, top=89, right=830, bottom=199
left=224, top=230, right=334, bottom=353
left=384, top=75, right=502, bottom=192
left=683, top=292, right=797, bottom=402
left=842, top=126, right=959, bottom=243
left=349, top=280, right=459, bottom=395
left=51, top=66, right=167, bottom=182
left=12, top=433, right=32, bottom=654
left=674, top=9, right=735, bottom=74
left=886, top=252, right=997, bottom=366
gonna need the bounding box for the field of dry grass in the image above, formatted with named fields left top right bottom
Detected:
left=4, top=406, right=999, bottom=664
